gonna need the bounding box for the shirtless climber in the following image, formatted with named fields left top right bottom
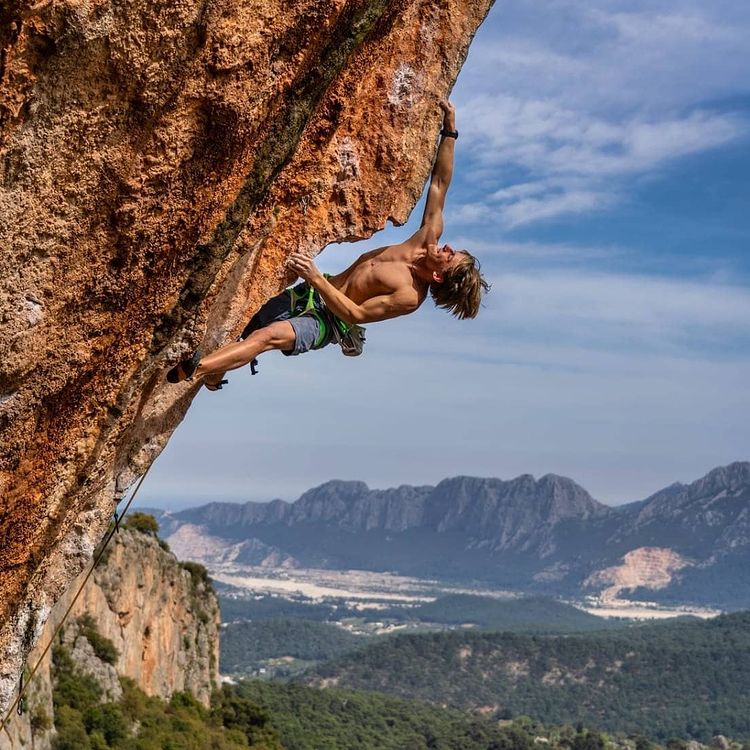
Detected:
left=167, top=100, right=489, bottom=390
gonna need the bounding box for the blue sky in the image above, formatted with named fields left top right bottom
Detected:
left=139, top=0, right=750, bottom=510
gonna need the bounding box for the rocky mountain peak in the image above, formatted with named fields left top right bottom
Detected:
left=422, top=475, right=609, bottom=556
left=536, top=473, right=609, bottom=520
left=145, top=462, right=749, bottom=610
left=694, top=461, right=750, bottom=495
left=291, top=480, right=373, bottom=523
left=436, top=473, right=606, bottom=516
left=297, top=480, right=372, bottom=505
left=635, top=461, right=750, bottom=523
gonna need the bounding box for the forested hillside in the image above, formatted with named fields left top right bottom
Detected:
left=221, top=619, right=366, bottom=674
left=234, top=680, right=617, bottom=750
left=219, top=594, right=620, bottom=680
left=405, top=594, right=617, bottom=631
left=302, top=612, right=750, bottom=742
left=48, top=633, right=281, bottom=749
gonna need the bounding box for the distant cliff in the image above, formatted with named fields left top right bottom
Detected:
left=161, top=462, right=750, bottom=607
left=173, top=473, right=608, bottom=543
left=1, top=525, right=219, bottom=749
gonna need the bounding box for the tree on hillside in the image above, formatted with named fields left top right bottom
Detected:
left=123, top=512, right=159, bottom=536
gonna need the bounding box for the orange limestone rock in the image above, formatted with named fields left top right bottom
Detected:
left=0, top=0, right=494, bottom=713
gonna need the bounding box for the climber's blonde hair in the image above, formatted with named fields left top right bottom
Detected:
left=430, top=251, right=489, bottom=319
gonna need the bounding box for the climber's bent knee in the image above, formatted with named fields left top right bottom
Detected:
left=254, top=320, right=296, bottom=352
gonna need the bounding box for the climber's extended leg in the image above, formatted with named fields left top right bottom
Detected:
left=167, top=321, right=296, bottom=385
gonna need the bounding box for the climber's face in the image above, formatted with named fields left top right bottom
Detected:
left=427, top=243, right=467, bottom=281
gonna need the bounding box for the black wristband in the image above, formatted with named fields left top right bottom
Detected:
left=440, top=128, right=459, bottom=139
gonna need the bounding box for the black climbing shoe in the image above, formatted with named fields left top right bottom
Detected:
left=166, top=351, right=201, bottom=383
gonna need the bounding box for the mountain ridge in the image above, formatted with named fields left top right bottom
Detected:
left=145, top=461, right=750, bottom=608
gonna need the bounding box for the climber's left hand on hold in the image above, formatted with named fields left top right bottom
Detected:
left=287, top=251, right=321, bottom=284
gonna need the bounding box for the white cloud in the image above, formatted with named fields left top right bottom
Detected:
left=443, top=236, right=615, bottom=262
left=623, top=112, right=744, bottom=171
left=464, top=96, right=744, bottom=177
left=491, top=271, right=750, bottom=342
left=495, top=189, right=611, bottom=228
left=490, top=182, right=543, bottom=202
left=464, top=3, right=750, bottom=113
left=361, top=264, right=750, bottom=389
left=446, top=201, right=495, bottom=224
left=454, top=99, right=745, bottom=226
left=609, top=11, right=739, bottom=47
left=451, top=2, right=750, bottom=226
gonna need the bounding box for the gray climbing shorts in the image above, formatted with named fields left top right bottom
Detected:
left=286, top=313, right=333, bottom=356
left=240, top=287, right=336, bottom=357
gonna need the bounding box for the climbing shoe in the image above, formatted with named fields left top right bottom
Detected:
left=166, top=351, right=201, bottom=383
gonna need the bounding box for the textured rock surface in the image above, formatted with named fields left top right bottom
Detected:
left=66, top=632, right=123, bottom=701
left=0, top=0, right=494, bottom=714
left=64, top=529, right=220, bottom=703
left=0, top=528, right=219, bottom=747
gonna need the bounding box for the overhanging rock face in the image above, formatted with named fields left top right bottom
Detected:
left=0, top=0, right=493, bottom=714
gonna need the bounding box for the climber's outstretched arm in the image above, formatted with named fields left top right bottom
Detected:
left=419, top=100, right=457, bottom=242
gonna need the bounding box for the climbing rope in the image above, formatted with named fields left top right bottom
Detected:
left=0, top=463, right=154, bottom=737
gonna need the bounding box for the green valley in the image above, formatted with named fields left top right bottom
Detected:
left=299, top=611, right=750, bottom=742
